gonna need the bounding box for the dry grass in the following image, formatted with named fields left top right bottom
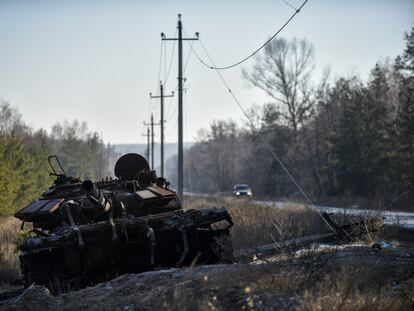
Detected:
left=0, top=217, right=21, bottom=284
left=185, top=197, right=329, bottom=251
left=297, top=262, right=414, bottom=311
left=189, top=250, right=414, bottom=311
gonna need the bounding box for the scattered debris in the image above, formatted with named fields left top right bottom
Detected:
left=243, top=211, right=383, bottom=260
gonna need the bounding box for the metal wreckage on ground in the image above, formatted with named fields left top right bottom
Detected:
left=14, top=153, right=234, bottom=295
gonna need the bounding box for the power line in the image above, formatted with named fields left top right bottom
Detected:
left=167, top=112, right=178, bottom=137
left=283, top=0, right=299, bottom=11
left=189, top=36, right=406, bottom=233
left=165, top=28, right=178, bottom=89
left=144, top=113, right=160, bottom=170
left=150, top=82, right=174, bottom=177
left=182, top=28, right=197, bottom=71
left=163, top=39, right=167, bottom=87
left=194, top=0, right=309, bottom=70
left=190, top=38, right=336, bottom=232
left=160, top=24, right=196, bottom=158
left=152, top=40, right=164, bottom=118
left=372, top=189, right=411, bottom=219
left=184, top=89, right=194, bottom=196
left=150, top=25, right=175, bottom=121
left=161, top=14, right=199, bottom=202
left=165, top=84, right=179, bottom=122
left=157, top=41, right=163, bottom=88
left=141, top=126, right=151, bottom=161
left=164, top=36, right=194, bottom=124
left=148, top=40, right=164, bottom=121
left=146, top=96, right=152, bottom=126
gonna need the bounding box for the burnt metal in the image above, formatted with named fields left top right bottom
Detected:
left=321, top=212, right=349, bottom=240
left=15, top=153, right=233, bottom=295
left=114, top=153, right=150, bottom=179
left=252, top=214, right=383, bottom=256
left=47, top=155, right=66, bottom=177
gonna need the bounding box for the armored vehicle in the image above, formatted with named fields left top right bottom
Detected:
left=14, top=154, right=233, bottom=294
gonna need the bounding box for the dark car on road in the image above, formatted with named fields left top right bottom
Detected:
left=233, top=184, right=252, bottom=197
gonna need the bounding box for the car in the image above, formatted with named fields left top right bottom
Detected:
left=233, top=184, right=252, bottom=197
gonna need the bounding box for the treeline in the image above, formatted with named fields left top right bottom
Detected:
left=174, top=26, right=414, bottom=204
left=0, top=102, right=115, bottom=216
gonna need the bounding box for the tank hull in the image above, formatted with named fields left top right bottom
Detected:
left=20, top=208, right=233, bottom=295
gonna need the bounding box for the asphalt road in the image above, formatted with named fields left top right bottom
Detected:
left=184, top=192, right=414, bottom=230
left=255, top=200, right=414, bottom=230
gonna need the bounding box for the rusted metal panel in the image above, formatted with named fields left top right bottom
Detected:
left=14, top=199, right=62, bottom=221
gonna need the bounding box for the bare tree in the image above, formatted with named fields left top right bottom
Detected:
left=243, top=38, right=315, bottom=136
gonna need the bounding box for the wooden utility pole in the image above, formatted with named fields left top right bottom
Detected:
left=161, top=14, right=198, bottom=201
left=150, top=82, right=174, bottom=177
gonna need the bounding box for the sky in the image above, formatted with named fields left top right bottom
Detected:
left=0, top=0, right=413, bottom=144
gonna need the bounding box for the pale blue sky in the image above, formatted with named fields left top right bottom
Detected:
left=0, top=0, right=413, bottom=144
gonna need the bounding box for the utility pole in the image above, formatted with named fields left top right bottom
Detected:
left=150, top=82, right=174, bottom=177
left=144, top=114, right=159, bottom=170
left=162, top=14, right=198, bottom=201
left=141, top=126, right=150, bottom=162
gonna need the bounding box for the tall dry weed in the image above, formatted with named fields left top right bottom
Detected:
left=297, top=262, right=413, bottom=311
left=0, top=217, right=21, bottom=284
left=184, top=197, right=328, bottom=251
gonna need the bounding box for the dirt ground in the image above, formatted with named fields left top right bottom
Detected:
left=1, top=227, right=413, bottom=311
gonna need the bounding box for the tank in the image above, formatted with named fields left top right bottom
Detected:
left=14, top=153, right=233, bottom=295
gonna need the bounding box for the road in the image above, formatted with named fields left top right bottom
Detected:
left=184, top=192, right=414, bottom=230
left=255, top=200, right=414, bottom=230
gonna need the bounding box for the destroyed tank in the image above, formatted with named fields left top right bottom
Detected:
left=14, top=154, right=233, bottom=294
